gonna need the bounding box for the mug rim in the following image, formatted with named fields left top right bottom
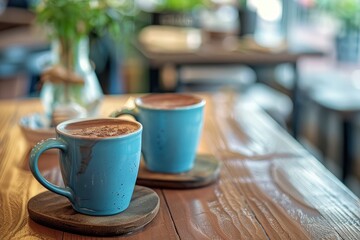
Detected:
left=56, top=117, right=142, bottom=140
left=135, top=93, right=206, bottom=111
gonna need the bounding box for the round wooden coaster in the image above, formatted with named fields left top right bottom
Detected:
left=27, top=186, right=159, bottom=236
left=136, top=154, right=221, bottom=189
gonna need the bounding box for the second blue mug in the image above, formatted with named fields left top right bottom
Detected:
left=112, top=93, right=205, bottom=173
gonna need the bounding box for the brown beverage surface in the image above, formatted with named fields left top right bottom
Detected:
left=138, top=93, right=202, bottom=109
left=61, top=119, right=139, bottom=138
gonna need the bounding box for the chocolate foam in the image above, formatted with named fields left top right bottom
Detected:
left=60, top=119, right=140, bottom=138
left=137, top=93, right=203, bottom=109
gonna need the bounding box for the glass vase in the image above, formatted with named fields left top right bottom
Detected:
left=40, top=37, right=103, bottom=126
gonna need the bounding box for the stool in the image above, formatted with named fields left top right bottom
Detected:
left=308, top=85, right=360, bottom=182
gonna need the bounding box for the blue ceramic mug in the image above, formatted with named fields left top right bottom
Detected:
left=29, top=118, right=142, bottom=216
left=111, top=93, right=205, bottom=173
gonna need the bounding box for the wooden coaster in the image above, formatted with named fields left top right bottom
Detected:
left=27, top=186, right=159, bottom=236
left=137, top=154, right=221, bottom=189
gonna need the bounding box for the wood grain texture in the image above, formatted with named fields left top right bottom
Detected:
left=0, top=94, right=359, bottom=239
left=137, top=154, right=221, bottom=189
left=208, top=92, right=359, bottom=239
left=28, top=186, right=160, bottom=236
left=62, top=189, right=179, bottom=240
left=0, top=100, right=63, bottom=239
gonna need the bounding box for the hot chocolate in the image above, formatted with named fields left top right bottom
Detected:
left=30, top=117, right=143, bottom=215
left=60, top=119, right=140, bottom=138
left=137, top=93, right=203, bottom=109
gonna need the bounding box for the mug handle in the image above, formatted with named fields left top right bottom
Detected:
left=29, top=138, right=74, bottom=203
left=109, top=105, right=139, bottom=121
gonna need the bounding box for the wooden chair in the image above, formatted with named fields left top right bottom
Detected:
left=0, top=44, right=31, bottom=98
left=0, top=61, right=29, bottom=99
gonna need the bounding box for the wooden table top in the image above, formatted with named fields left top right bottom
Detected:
left=1, top=93, right=359, bottom=239
left=136, top=40, right=323, bottom=67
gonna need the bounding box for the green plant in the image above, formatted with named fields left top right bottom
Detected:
left=238, top=0, right=247, bottom=9
left=316, top=0, right=360, bottom=30
left=33, top=1, right=139, bottom=122
left=35, top=0, right=137, bottom=41
left=155, top=0, right=208, bottom=12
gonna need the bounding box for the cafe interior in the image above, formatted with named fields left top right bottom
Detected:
left=1, top=0, right=360, bottom=238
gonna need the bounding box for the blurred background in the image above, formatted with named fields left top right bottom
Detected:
left=1, top=0, right=360, bottom=195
